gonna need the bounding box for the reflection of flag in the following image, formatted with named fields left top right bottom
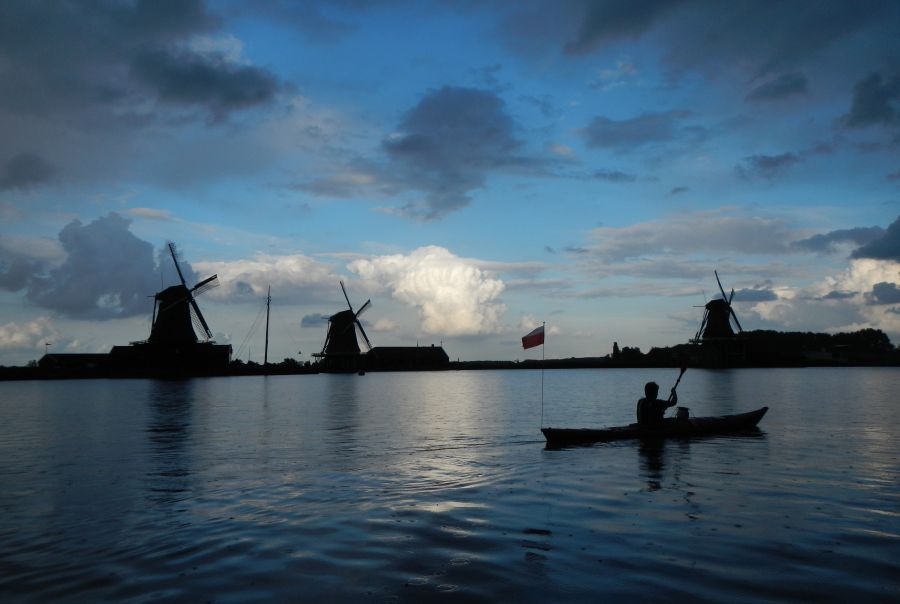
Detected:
left=522, top=325, right=545, bottom=349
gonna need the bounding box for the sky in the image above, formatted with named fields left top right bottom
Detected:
left=1, top=0, right=899, bottom=366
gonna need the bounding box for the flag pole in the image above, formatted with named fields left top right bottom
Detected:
left=540, top=321, right=545, bottom=428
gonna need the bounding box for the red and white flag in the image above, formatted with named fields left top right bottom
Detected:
left=521, top=325, right=545, bottom=349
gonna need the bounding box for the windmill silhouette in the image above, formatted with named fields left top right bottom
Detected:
left=147, top=243, right=220, bottom=345
left=693, top=270, right=744, bottom=342
left=109, top=242, right=231, bottom=374
left=317, top=281, right=373, bottom=360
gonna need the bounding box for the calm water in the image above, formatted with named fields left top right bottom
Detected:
left=1, top=368, right=898, bottom=602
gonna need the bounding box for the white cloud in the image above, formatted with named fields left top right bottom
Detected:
left=0, top=317, right=58, bottom=351
left=193, top=253, right=340, bottom=304
left=348, top=246, right=507, bottom=336
left=127, top=207, right=173, bottom=221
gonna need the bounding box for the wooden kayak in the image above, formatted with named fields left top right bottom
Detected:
left=541, top=406, right=768, bottom=448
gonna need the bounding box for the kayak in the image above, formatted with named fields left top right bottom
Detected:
left=541, top=406, right=768, bottom=448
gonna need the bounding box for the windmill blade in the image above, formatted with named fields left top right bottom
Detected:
left=355, top=299, right=371, bottom=318
left=728, top=288, right=735, bottom=304
left=714, top=270, right=728, bottom=301
left=191, top=274, right=218, bottom=292
left=695, top=310, right=709, bottom=341
left=355, top=319, right=373, bottom=351
left=189, top=297, right=213, bottom=339
left=339, top=280, right=353, bottom=311
left=168, top=242, right=188, bottom=287
left=320, top=320, right=332, bottom=354
left=729, top=307, right=744, bottom=333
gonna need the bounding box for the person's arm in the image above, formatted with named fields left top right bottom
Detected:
left=667, top=389, right=677, bottom=407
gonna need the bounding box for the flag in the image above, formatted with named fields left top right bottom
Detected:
left=522, top=325, right=545, bottom=349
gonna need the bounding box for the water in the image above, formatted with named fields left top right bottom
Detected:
left=1, top=368, right=898, bottom=602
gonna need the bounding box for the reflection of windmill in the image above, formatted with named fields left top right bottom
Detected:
left=148, top=243, right=220, bottom=345
left=693, top=270, right=744, bottom=342
left=316, top=281, right=373, bottom=361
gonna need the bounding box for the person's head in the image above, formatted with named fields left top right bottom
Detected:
left=644, top=382, right=659, bottom=398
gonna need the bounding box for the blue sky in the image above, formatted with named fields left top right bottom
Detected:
left=1, top=0, right=899, bottom=365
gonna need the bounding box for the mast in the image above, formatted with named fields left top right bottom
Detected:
left=264, top=285, right=271, bottom=366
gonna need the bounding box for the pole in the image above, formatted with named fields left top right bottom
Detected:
left=540, top=321, right=545, bottom=428
left=264, top=285, right=271, bottom=366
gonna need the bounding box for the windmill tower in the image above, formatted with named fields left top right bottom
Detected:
left=314, top=281, right=372, bottom=371
left=148, top=243, right=220, bottom=344
left=690, top=271, right=748, bottom=366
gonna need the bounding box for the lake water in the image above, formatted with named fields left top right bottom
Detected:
left=1, top=368, right=898, bottom=602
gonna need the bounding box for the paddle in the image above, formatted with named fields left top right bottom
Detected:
left=667, top=365, right=687, bottom=403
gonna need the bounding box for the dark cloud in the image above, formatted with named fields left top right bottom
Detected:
left=582, top=110, right=696, bottom=151
left=746, top=72, right=809, bottom=102
left=669, top=186, right=689, bottom=195
left=842, top=72, right=900, bottom=129
left=851, top=215, right=900, bottom=260
left=301, top=313, right=330, bottom=327
left=0, top=1, right=281, bottom=121
left=732, top=288, right=777, bottom=302
left=0, top=153, right=56, bottom=190
left=593, top=168, right=638, bottom=183
left=5, top=213, right=195, bottom=320
left=793, top=226, right=885, bottom=254
left=131, top=49, right=281, bottom=120
left=564, top=0, right=686, bottom=55
left=820, top=290, right=857, bottom=300
left=735, top=152, right=800, bottom=180
left=548, top=1, right=899, bottom=79
left=888, top=169, right=900, bottom=181
left=866, top=282, right=900, bottom=305
left=382, top=86, right=528, bottom=219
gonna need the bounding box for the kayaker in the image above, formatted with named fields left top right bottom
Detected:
left=636, top=381, right=677, bottom=425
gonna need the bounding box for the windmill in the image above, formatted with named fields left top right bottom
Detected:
left=315, top=281, right=373, bottom=363
left=147, top=243, right=220, bottom=345
left=693, top=270, right=744, bottom=342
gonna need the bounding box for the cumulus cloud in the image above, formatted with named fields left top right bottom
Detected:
left=348, top=246, right=506, bottom=336
left=193, top=253, right=340, bottom=304
left=851, top=215, right=900, bottom=261
left=381, top=86, right=529, bottom=219
left=0, top=153, right=57, bottom=190
left=586, top=209, right=795, bottom=261
left=0, top=317, right=58, bottom=352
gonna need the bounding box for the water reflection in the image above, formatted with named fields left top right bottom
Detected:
left=145, top=380, right=195, bottom=506
left=638, top=439, right=666, bottom=490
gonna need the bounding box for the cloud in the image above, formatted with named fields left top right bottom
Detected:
left=581, top=110, right=696, bottom=151
left=793, top=225, right=885, bottom=254
left=585, top=209, right=795, bottom=261
left=193, top=253, right=340, bottom=305
left=0, top=317, right=58, bottom=353
left=381, top=86, right=527, bottom=219
left=348, top=246, right=506, bottom=336
left=746, top=72, right=809, bottom=102
left=842, top=72, right=900, bottom=129
left=592, top=168, right=638, bottom=183
left=851, top=215, right=900, bottom=261
left=669, top=186, right=688, bottom=195
left=564, top=0, right=683, bottom=55
left=130, top=48, right=282, bottom=121
left=867, top=282, right=900, bottom=305
left=820, top=290, right=857, bottom=300
left=732, top=287, right=778, bottom=302
left=735, top=152, right=801, bottom=180
left=20, top=213, right=178, bottom=319
left=0, top=153, right=57, bottom=190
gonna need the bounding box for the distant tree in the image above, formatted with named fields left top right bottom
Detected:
left=612, top=341, right=621, bottom=359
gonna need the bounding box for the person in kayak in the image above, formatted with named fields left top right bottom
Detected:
left=636, top=381, right=677, bottom=425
